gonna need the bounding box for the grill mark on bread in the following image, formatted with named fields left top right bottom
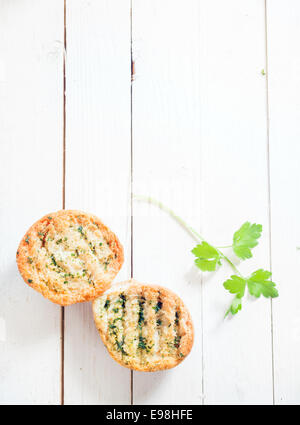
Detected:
left=122, top=291, right=140, bottom=364
left=40, top=229, right=48, bottom=247
left=143, top=289, right=158, bottom=357
left=158, top=291, right=177, bottom=357
left=116, top=293, right=127, bottom=358
left=174, top=308, right=182, bottom=355
left=137, top=293, right=146, bottom=362
left=106, top=294, right=125, bottom=361
left=138, top=291, right=157, bottom=364
left=93, top=280, right=194, bottom=371
left=154, top=292, right=164, bottom=357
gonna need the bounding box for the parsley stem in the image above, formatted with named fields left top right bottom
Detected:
left=133, top=195, right=205, bottom=243
left=216, top=245, right=232, bottom=249
left=133, top=195, right=244, bottom=278
left=218, top=253, right=242, bottom=277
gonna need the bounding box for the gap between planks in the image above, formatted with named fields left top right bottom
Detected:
left=130, top=0, right=134, bottom=406
left=61, top=0, right=67, bottom=407
left=264, top=0, right=275, bottom=405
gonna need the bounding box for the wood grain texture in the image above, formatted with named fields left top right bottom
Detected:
left=132, top=0, right=203, bottom=404
left=63, top=0, right=132, bottom=404
left=0, top=0, right=63, bottom=404
left=267, top=0, right=300, bottom=404
left=199, top=0, right=273, bottom=404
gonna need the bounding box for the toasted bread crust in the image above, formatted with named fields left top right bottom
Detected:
left=93, top=279, right=194, bottom=372
left=17, top=210, right=124, bottom=305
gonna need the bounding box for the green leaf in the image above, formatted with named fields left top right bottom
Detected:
left=225, top=296, right=242, bottom=317
left=223, top=275, right=246, bottom=298
left=247, top=269, right=279, bottom=298
left=191, top=242, right=221, bottom=272
left=233, top=221, right=262, bottom=260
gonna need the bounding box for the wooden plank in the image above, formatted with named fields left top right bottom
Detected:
left=64, top=0, right=131, bottom=404
left=199, top=0, right=273, bottom=404
left=267, top=0, right=300, bottom=404
left=132, top=0, right=274, bottom=404
left=0, top=0, right=63, bottom=404
left=132, top=0, right=203, bottom=404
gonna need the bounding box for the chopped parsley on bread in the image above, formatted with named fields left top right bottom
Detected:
left=93, top=279, right=194, bottom=371
left=16, top=210, right=124, bottom=305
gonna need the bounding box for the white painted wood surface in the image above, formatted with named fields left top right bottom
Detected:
left=0, top=0, right=299, bottom=405
left=0, top=0, right=63, bottom=404
left=64, top=0, right=131, bottom=405
left=132, top=0, right=203, bottom=405
left=267, top=0, right=300, bottom=404
left=198, top=0, right=273, bottom=404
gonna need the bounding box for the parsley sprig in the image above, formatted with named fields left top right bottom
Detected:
left=134, top=195, right=278, bottom=317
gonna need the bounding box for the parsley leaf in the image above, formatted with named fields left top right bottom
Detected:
left=224, top=270, right=278, bottom=316
left=247, top=269, right=278, bottom=298
left=225, top=296, right=242, bottom=317
left=233, top=222, right=262, bottom=260
left=191, top=242, right=221, bottom=271
left=223, top=275, right=246, bottom=298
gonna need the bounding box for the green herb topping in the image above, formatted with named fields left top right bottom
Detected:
left=50, top=254, right=57, bottom=267
left=174, top=336, right=181, bottom=348
left=138, top=299, right=145, bottom=327
left=77, top=226, right=84, bottom=236
left=138, top=336, right=147, bottom=350
left=153, top=301, right=163, bottom=313
left=119, top=293, right=126, bottom=308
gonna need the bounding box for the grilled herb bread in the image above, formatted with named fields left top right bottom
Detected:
left=16, top=210, right=123, bottom=305
left=92, top=279, right=194, bottom=371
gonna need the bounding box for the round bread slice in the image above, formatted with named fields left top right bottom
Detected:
left=16, top=210, right=124, bottom=305
left=92, top=279, right=194, bottom=372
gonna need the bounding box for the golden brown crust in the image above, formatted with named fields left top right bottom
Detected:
left=16, top=210, right=124, bottom=305
left=92, top=279, right=194, bottom=372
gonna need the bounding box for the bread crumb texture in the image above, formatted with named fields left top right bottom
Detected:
left=93, top=279, right=194, bottom=372
left=16, top=210, right=124, bottom=305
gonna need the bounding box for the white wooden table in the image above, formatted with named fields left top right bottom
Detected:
left=0, top=0, right=299, bottom=405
